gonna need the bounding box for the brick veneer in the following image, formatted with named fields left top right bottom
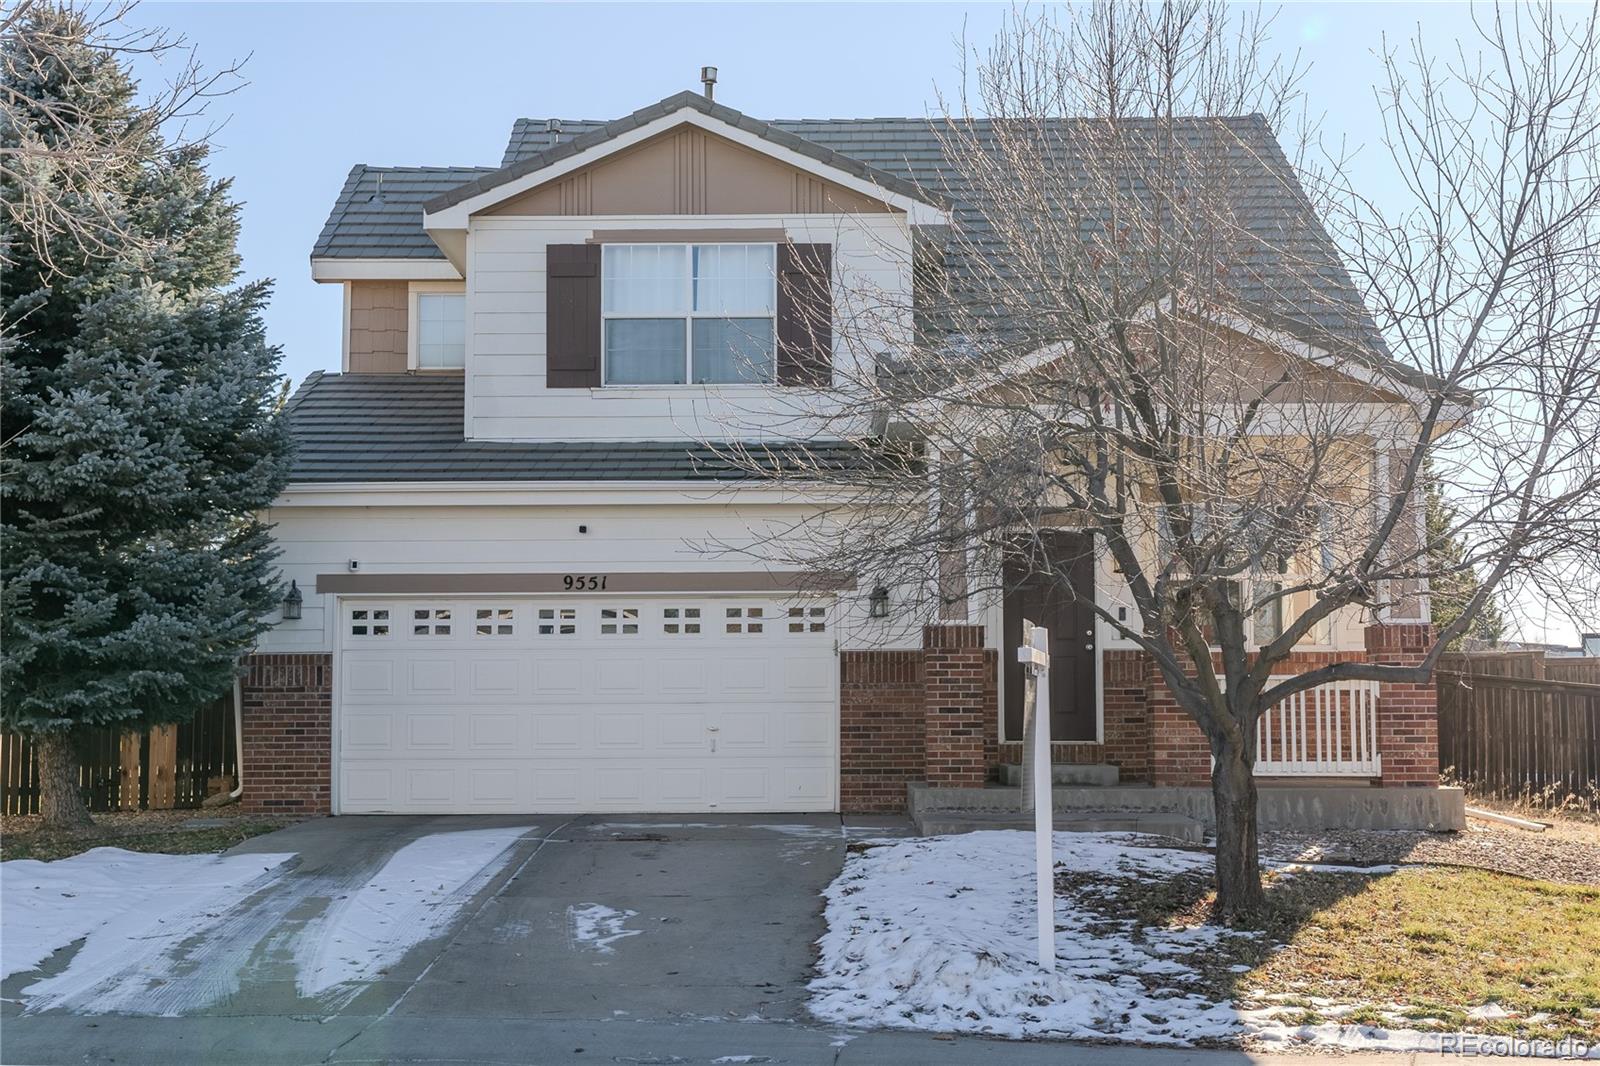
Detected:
left=839, top=650, right=925, bottom=812
left=240, top=653, right=332, bottom=815
left=1366, top=623, right=1440, bottom=786
left=921, top=624, right=993, bottom=788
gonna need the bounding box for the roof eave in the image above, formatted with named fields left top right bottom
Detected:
left=421, top=95, right=953, bottom=228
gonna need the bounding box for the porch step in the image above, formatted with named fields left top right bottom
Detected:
left=914, top=808, right=1205, bottom=843
left=997, top=763, right=1120, bottom=787
left=905, top=781, right=1468, bottom=832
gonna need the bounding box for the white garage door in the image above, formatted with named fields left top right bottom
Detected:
left=335, top=595, right=838, bottom=814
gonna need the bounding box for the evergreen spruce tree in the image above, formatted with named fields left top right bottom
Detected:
left=1, top=4, right=290, bottom=826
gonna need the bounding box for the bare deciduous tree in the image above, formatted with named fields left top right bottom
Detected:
left=0, top=0, right=243, bottom=273
left=712, top=1, right=1600, bottom=920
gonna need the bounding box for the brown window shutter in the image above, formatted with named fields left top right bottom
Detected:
left=546, top=244, right=602, bottom=388
left=776, top=243, right=832, bottom=387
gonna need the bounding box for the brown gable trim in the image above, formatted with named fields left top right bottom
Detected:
left=586, top=228, right=788, bottom=244
left=315, top=570, right=857, bottom=596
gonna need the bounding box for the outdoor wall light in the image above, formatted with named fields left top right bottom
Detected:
left=281, top=580, right=303, bottom=621
left=868, top=586, right=890, bottom=619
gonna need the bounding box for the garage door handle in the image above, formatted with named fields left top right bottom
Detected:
left=706, top=726, right=720, bottom=732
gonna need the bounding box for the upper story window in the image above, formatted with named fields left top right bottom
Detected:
left=601, top=244, right=776, bottom=385
left=417, top=292, right=465, bottom=368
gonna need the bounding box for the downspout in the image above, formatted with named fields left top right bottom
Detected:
left=229, top=671, right=245, bottom=801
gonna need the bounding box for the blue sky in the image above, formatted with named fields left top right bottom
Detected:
left=135, top=2, right=1583, bottom=645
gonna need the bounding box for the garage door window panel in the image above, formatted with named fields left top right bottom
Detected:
left=350, top=608, right=391, bottom=637
left=600, top=607, right=640, bottom=635
left=662, top=606, right=702, bottom=635
left=413, top=607, right=453, bottom=636
left=725, top=605, right=766, bottom=634
left=534, top=607, right=575, bottom=636
left=476, top=607, right=516, bottom=636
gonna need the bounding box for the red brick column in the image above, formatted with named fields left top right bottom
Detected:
left=1148, top=655, right=1213, bottom=787
left=240, top=653, right=332, bottom=814
left=1102, top=650, right=1153, bottom=783
left=839, top=650, right=925, bottom=812
left=1365, top=623, right=1440, bottom=786
left=922, top=624, right=992, bottom=788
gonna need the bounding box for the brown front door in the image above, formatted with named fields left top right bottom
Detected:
left=1003, top=531, right=1097, bottom=743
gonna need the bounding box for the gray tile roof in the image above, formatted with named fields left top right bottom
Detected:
left=311, top=165, right=497, bottom=260
left=312, top=105, right=1385, bottom=358
left=282, top=372, right=886, bottom=483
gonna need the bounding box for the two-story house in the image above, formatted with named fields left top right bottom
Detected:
left=245, top=89, right=1460, bottom=830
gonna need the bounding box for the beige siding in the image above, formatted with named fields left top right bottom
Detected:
left=347, top=281, right=408, bottom=372
left=484, top=128, right=898, bottom=217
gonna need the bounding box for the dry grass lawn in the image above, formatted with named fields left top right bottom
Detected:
left=0, top=808, right=298, bottom=863
left=1067, top=859, right=1600, bottom=1041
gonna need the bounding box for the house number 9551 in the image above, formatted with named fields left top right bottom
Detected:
left=563, top=574, right=608, bottom=591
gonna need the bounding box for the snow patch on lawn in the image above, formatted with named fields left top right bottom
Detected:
left=295, top=826, right=527, bottom=1002
left=811, top=831, right=1586, bottom=1055
left=1, top=848, right=293, bottom=1010
left=568, top=903, right=641, bottom=953
left=810, top=831, right=1240, bottom=1043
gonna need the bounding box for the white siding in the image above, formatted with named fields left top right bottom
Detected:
left=462, top=214, right=914, bottom=443
left=259, top=500, right=915, bottom=654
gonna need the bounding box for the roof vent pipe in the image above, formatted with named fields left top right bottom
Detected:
left=545, top=118, right=561, bottom=134
left=700, top=66, right=718, bottom=101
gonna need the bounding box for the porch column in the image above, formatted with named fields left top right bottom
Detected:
left=1364, top=622, right=1439, bottom=787
left=922, top=624, right=994, bottom=787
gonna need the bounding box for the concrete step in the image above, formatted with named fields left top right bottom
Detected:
left=996, top=763, right=1120, bottom=787
left=914, top=808, right=1206, bottom=843
left=905, top=781, right=1468, bottom=831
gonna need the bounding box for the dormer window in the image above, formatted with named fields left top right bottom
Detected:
left=601, top=243, right=776, bottom=385
left=414, top=291, right=466, bottom=368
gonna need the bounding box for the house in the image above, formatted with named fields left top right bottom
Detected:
left=246, top=88, right=1461, bottom=828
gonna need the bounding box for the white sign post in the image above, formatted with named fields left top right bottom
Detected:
left=1017, top=622, right=1055, bottom=973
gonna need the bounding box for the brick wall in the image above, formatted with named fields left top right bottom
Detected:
left=1366, top=623, right=1440, bottom=786
left=240, top=653, right=332, bottom=815
left=839, top=650, right=925, bottom=812
left=921, top=625, right=992, bottom=789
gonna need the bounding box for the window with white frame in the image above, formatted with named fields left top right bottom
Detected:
left=602, top=244, right=776, bottom=385
left=416, top=292, right=465, bottom=368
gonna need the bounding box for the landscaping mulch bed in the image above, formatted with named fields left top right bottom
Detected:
left=0, top=807, right=302, bottom=863
left=1258, top=814, right=1600, bottom=886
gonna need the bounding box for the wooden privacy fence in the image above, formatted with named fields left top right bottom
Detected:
left=1, top=696, right=236, bottom=816
left=1437, top=671, right=1600, bottom=808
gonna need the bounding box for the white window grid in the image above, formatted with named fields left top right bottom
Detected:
left=413, top=607, right=453, bottom=636
left=349, top=608, right=391, bottom=637
left=724, top=605, right=766, bottom=634
left=662, top=606, right=702, bottom=635
left=787, top=605, right=828, bottom=633
left=600, top=243, right=777, bottom=386
left=535, top=607, right=576, bottom=636
left=474, top=607, right=516, bottom=637
left=600, top=607, right=640, bottom=635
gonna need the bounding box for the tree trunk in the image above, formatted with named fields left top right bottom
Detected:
left=1211, top=739, right=1265, bottom=923
left=36, top=732, right=93, bottom=829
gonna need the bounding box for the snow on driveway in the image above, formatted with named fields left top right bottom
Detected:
left=1, top=848, right=293, bottom=985
left=1, top=827, right=530, bottom=1015
left=295, top=826, right=528, bottom=1003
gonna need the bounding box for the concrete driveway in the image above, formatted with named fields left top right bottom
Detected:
left=2, top=813, right=910, bottom=1062
left=3, top=815, right=1429, bottom=1065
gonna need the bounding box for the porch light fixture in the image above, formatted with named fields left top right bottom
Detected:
left=868, top=586, right=890, bottom=619
left=281, top=580, right=303, bottom=621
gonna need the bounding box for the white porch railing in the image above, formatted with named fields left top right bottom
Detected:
left=1255, top=677, right=1381, bottom=777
